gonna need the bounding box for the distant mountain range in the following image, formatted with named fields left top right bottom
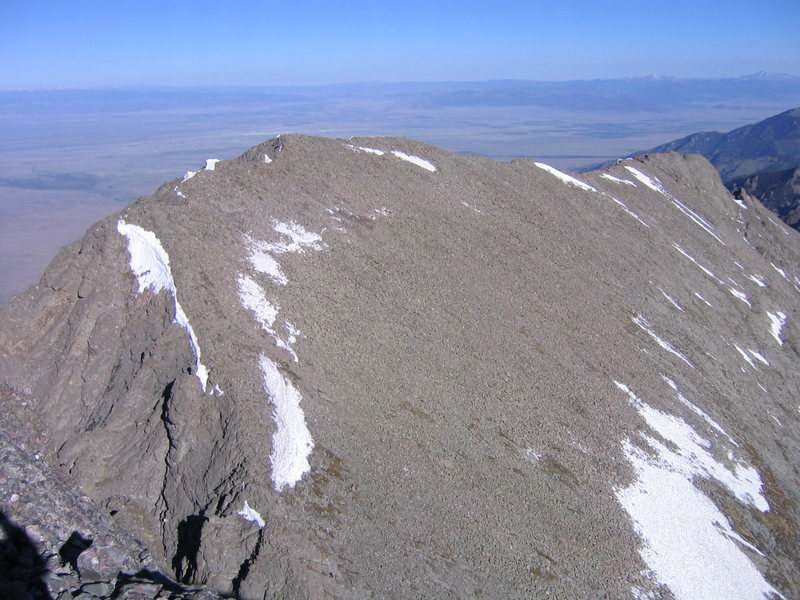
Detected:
left=625, top=107, right=800, bottom=230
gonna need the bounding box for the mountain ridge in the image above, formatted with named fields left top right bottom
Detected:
left=1, top=135, right=799, bottom=599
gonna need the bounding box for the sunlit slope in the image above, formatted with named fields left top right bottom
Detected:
left=1, top=135, right=798, bottom=599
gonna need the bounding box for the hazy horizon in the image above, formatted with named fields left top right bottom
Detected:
left=2, top=1, right=800, bottom=303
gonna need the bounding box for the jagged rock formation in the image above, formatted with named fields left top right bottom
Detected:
left=728, top=167, right=800, bottom=230
left=1, top=135, right=799, bottom=599
left=0, top=385, right=223, bottom=599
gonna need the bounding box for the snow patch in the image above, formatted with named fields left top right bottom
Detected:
left=602, top=193, right=649, bottom=227
left=662, top=377, right=737, bottom=446
left=260, top=354, right=314, bottom=491
left=391, top=150, right=436, bottom=172
left=673, top=244, right=720, bottom=282
left=346, top=144, right=385, bottom=156
left=693, top=292, right=712, bottom=307
left=734, top=344, right=757, bottom=369
left=625, top=166, right=724, bottom=243
left=766, top=311, right=787, bottom=346
left=600, top=173, right=637, bottom=186
left=770, top=263, right=789, bottom=281
left=182, top=170, right=197, bottom=182
left=731, top=195, right=748, bottom=209
left=613, top=382, right=777, bottom=600
left=624, top=166, right=665, bottom=194
left=238, top=501, right=266, bottom=528
left=237, top=274, right=298, bottom=362
left=748, top=349, right=769, bottom=366
left=461, top=201, right=485, bottom=214
left=670, top=196, right=725, bottom=245
left=535, top=162, right=596, bottom=192
left=244, top=235, right=288, bottom=285
left=632, top=315, right=693, bottom=368
left=268, top=221, right=325, bottom=255
left=205, top=159, right=220, bottom=171
left=727, top=287, right=751, bottom=308
left=747, top=274, right=767, bottom=288
left=656, top=286, right=683, bottom=311
left=117, top=220, right=211, bottom=392
left=264, top=154, right=272, bottom=163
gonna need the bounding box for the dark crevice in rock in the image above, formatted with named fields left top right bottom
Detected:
left=157, top=380, right=177, bottom=566
left=230, top=528, right=265, bottom=597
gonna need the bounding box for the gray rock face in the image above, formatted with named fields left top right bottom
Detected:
left=0, top=386, right=223, bottom=600
left=1, top=135, right=799, bottom=599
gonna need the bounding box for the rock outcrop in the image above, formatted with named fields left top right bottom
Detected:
left=1, top=135, right=799, bottom=599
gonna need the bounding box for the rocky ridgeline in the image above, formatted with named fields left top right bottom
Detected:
left=1, top=135, right=799, bottom=599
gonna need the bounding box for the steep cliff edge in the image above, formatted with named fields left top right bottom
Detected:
left=1, top=136, right=799, bottom=599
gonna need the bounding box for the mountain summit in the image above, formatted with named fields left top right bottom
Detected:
left=1, top=135, right=798, bottom=599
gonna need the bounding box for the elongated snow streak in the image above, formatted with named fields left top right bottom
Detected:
left=260, top=354, right=314, bottom=491
left=237, top=274, right=298, bottom=362
left=747, top=274, right=767, bottom=288
left=117, top=220, right=210, bottom=391
left=535, top=162, right=596, bottom=192
left=182, top=170, right=197, bottom=182
left=727, top=287, right=751, bottom=307
left=626, top=166, right=725, bottom=244
left=238, top=500, right=266, bottom=528
left=612, top=382, right=778, bottom=600
left=624, top=166, right=665, bottom=193
left=601, top=193, right=649, bottom=227
left=656, top=286, right=683, bottom=311
left=391, top=150, right=436, bottom=172
left=346, top=143, right=385, bottom=156
left=734, top=344, right=757, bottom=369
left=770, top=262, right=789, bottom=281
left=671, top=196, right=725, bottom=245
left=661, top=377, right=738, bottom=446
left=768, top=216, right=789, bottom=236
left=748, top=349, right=769, bottom=366
left=767, top=311, right=787, bottom=346
left=693, top=292, right=712, bottom=307
left=673, top=244, right=720, bottom=282
left=632, top=315, right=693, bottom=368
left=600, top=173, right=637, bottom=186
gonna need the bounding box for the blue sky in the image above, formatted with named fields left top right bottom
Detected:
left=1, top=0, right=799, bottom=89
